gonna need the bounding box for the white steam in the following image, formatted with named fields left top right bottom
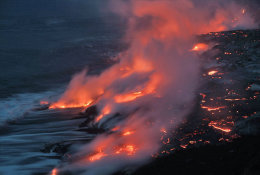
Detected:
left=53, top=0, right=257, bottom=174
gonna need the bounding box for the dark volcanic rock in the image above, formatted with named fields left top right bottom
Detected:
left=32, top=104, right=50, bottom=111
left=123, top=136, right=260, bottom=175
left=235, top=112, right=260, bottom=135
left=79, top=105, right=98, bottom=127
left=76, top=127, right=106, bottom=134
left=41, top=142, right=71, bottom=155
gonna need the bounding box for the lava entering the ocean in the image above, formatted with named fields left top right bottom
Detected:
left=44, top=0, right=258, bottom=174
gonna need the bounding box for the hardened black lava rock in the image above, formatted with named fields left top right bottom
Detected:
left=116, top=135, right=260, bottom=175
left=79, top=105, right=98, bottom=127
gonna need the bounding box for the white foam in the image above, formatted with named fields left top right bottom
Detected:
left=0, top=91, right=57, bottom=124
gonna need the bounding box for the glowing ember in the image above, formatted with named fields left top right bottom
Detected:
left=200, top=93, right=206, bottom=99
left=189, top=141, right=196, bottom=144
left=114, top=91, right=144, bottom=103
left=96, top=105, right=112, bottom=122
left=160, top=128, right=167, bottom=134
left=180, top=144, right=188, bottom=149
left=224, top=98, right=247, bottom=101
left=49, top=101, right=93, bottom=109
left=51, top=168, right=58, bottom=175
left=224, top=52, right=232, bottom=55
left=201, top=106, right=226, bottom=111
left=88, top=151, right=107, bottom=162
left=111, top=126, right=120, bottom=132
left=40, top=101, right=49, bottom=105
left=122, top=131, right=134, bottom=136
left=191, top=43, right=209, bottom=51
left=208, top=70, right=218, bottom=76
left=208, top=121, right=232, bottom=133
left=115, top=144, right=137, bottom=156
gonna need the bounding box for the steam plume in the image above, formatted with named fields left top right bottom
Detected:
left=51, top=0, right=257, bottom=174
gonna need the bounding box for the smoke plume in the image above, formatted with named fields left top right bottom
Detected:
left=51, top=0, right=257, bottom=174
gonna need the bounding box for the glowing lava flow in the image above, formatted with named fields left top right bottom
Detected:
left=122, top=131, right=134, bottom=136
left=51, top=168, right=58, bottom=175
left=115, top=144, right=137, bottom=156
left=208, top=121, right=232, bottom=133
left=88, top=151, right=108, bottom=162
left=49, top=101, right=93, bottom=109
left=96, top=105, right=112, bottom=122
left=114, top=91, right=144, bottom=103
left=191, top=43, right=209, bottom=51
left=224, top=98, right=247, bottom=101
left=208, top=70, right=218, bottom=76
left=43, top=1, right=257, bottom=173
left=86, top=144, right=137, bottom=163
left=201, top=106, right=226, bottom=111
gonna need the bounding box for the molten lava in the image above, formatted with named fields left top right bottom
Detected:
left=114, top=91, right=144, bottom=103
left=51, top=168, right=58, bottom=175
left=115, top=144, right=137, bottom=156
left=122, top=131, right=134, bottom=136
left=208, top=121, right=232, bottom=133
left=208, top=70, right=218, bottom=76
left=49, top=101, right=93, bottom=109
left=96, top=105, right=112, bottom=122
left=88, top=150, right=108, bottom=162
left=44, top=0, right=257, bottom=173
left=191, top=43, right=209, bottom=51
left=201, top=106, right=226, bottom=111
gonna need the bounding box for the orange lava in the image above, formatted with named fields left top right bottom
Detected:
left=51, top=168, right=58, bottom=175
left=208, top=121, right=232, bottom=133
left=114, top=91, right=144, bottom=103
left=111, top=126, right=120, bottom=132
left=201, top=106, right=226, bottom=111
left=122, top=131, right=134, bottom=136
left=49, top=101, right=93, bottom=109
left=208, top=70, right=218, bottom=76
left=88, top=151, right=107, bottom=162
left=115, top=144, right=137, bottom=156
left=96, top=105, right=112, bottom=122
left=160, top=128, right=167, bottom=134
left=209, top=125, right=232, bottom=133
left=40, top=101, right=49, bottom=105
left=200, top=93, right=206, bottom=99
left=191, top=43, right=209, bottom=51
left=224, top=98, right=247, bottom=101
left=180, top=144, right=188, bottom=149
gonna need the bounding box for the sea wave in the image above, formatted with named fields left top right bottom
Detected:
left=0, top=91, right=58, bottom=124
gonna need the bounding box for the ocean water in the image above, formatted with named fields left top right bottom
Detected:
left=0, top=1, right=124, bottom=174
left=0, top=0, right=124, bottom=123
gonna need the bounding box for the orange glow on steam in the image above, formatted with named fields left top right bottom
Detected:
left=88, top=151, right=107, bottom=162
left=51, top=168, right=58, bottom=175
left=49, top=101, right=93, bottom=109
left=191, top=43, right=209, bottom=51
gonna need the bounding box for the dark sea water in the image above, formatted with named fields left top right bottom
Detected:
left=0, top=1, right=123, bottom=174
left=0, top=0, right=124, bottom=122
